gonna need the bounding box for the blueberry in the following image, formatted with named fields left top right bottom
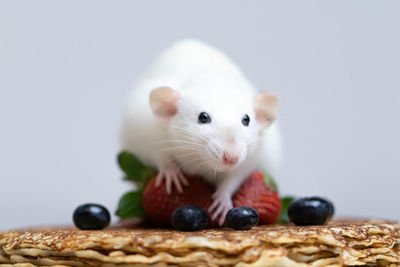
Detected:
left=288, top=197, right=334, bottom=226
left=171, top=205, right=208, bottom=231
left=73, top=203, right=110, bottom=230
left=225, top=207, right=259, bottom=230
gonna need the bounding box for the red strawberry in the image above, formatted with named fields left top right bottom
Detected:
left=142, top=174, right=214, bottom=227
left=232, top=171, right=281, bottom=224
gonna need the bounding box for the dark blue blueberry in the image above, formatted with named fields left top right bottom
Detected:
left=171, top=205, right=209, bottom=231
left=73, top=203, right=110, bottom=230
left=288, top=197, right=334, bottom=226
left=225, top=207, right=259, bottom=230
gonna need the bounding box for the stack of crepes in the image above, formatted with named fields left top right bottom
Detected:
left=1, top=219, right=400, bottom=267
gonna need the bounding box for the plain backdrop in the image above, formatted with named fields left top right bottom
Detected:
left=0, top=1, right=399, bottom=230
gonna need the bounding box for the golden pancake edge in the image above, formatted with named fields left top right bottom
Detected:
left=1, top=219, right=399, bottom=267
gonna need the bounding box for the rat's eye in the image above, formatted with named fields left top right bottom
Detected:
left=198, top=112, right=211, bottom=124
left=241, top=114, right=250, bottom=126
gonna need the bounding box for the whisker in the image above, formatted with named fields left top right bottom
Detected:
left=189, top=159, right=211, bottom=176
left=162, top=151, right=202, bottom=167
left=213, top=160, right=219, bottom=180
left=145, top=139, right=207, bottom=147
left=157, top=144, right=203, bottom=153
left=171, top=130, right=209, bottom=143
left=155, top=121, right=209, bottom=142
left=203, top=164, right=215, bottom=180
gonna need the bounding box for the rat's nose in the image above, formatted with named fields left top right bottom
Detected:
left=222, top=152, right=238, bottom=165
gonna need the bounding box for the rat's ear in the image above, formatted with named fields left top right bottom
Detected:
left=254, top=91, right=280, bottom=127
left=149, top=87, right=180, bottom=118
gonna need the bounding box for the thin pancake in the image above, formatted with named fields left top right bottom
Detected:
left=1, top=219, right=399, bottom=266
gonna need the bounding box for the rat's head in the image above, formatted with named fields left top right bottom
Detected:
left=149, top=84, right=279, bottom=174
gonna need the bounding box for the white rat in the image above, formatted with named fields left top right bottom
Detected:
left=121, top=39, right=281, bottom=225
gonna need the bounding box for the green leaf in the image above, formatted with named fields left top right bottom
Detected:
left=115, top=191, right=145, bottom=219
left=278, top=196, right=295, bottom=223
left=118, top=151, right=157, bottom=183
left=263, top=172, right=278, bottom=193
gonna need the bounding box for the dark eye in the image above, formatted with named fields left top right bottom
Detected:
left=241, top=114, right=250, bottom=126
left=198, top=112, right=211, bottom=124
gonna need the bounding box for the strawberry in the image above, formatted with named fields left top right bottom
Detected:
left=142, top=174, right=213, bottom=227
left=116, top=151, right=282, bottom=227
left=232, top=171, right=281, bottom=224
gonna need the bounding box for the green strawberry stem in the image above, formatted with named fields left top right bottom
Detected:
left=263, top=172, right=278, bottom=193
left=118, top=151, right=157, bottom=183
left=116, top=151, right=156, bottom=220
left=116, top=191, right=145, bottom=219
left=278, top=196, right=295, bottom=223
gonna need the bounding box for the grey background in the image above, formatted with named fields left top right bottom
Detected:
left=0, top=1, right=399, bottom=230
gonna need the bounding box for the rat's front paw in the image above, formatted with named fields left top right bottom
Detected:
left=155, top=166, right=189, bottom=194
left=208, top=192, right=233, bottom=226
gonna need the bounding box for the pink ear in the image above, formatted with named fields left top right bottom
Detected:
left=149, top=87, right=179, bottom=118
left=254, top=91, right=280, bottom=127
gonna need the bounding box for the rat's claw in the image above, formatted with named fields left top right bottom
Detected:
left=178, top=172, right=189, bottom=186
left=171, top=174, right=183, bottom=193
left=209, top=193, right=233, bottom=225
left=211, top=202, right=224, bottom=221
left=219, top=206, right=231, bottom=226
left=155, top=172, right=163, bottom=187
left=155, top=167, right=188, bottom=194
left=208, top=200, right=219, bottom=214
left=165, top=173, right=172, bottom=194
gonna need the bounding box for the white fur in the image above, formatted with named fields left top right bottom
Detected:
left=121, top=39, right=281, bottom=222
